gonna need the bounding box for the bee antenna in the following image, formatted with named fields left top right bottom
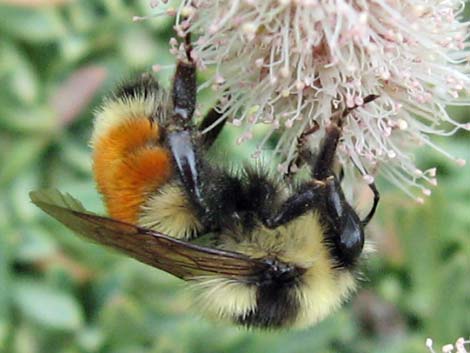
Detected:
left=349, top=159, right=380, bottom=226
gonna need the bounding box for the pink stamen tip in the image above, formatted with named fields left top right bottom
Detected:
left=363, top=175, right=375, bottom=184
left=422, top=189, right=432, bottom=196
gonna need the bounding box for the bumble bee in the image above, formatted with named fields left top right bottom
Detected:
left=30, top=33, right=380, bottom=329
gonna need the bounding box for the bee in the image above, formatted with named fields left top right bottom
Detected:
left=30, top=32, right=380, bottom=329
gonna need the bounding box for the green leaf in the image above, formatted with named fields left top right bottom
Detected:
left=0, top=136, right=49, bottom=186
left=13, top=280, right=84, bottom=331
left=0, top=104, right=56, bottom=134
left=59, top=35, right=90, bottom=64
left=13, top=324, right=38, bottom=353
left=77, top=326, right=105, bottom=352
left=10, top=172, right=41, bottom=223
left=0, top=5, right=67, bottom=43
left=119, top=27, right=158, bottom=68
left=59, top=139, right=93, bottom=176
left=15, top=226, right=57, bottom=263
left=0, top=201, right=12, bottom=351
left=0, top=40, right=39, bottom=105
left=0, top=319, right=9, bottom=351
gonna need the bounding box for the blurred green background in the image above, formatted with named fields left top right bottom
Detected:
left=0, top=1, right=469, bottom=353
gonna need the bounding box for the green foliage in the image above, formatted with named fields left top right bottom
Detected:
left=1, top=2, right=469, bottom=353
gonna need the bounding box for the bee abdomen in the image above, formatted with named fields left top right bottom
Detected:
left=92, top=119, right=173, bottom=224
left=237, top=260, right=303, bottom=328
left=91, top=79, right=173, bottom=224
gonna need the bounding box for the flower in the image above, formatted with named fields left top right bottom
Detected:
left=151, top=0, right=470, bottom=200
left=426, top=337, right=470, bottom=353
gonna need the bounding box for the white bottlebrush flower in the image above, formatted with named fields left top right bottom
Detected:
left=426, top=337, right=470, bottom=353
left=151, top=0, right=470, bottom=200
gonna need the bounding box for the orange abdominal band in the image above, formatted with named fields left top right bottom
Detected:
left=93, top=118, right=173, bottom=224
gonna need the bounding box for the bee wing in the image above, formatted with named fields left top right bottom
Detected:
left=30, top=190, right=269, bottom=281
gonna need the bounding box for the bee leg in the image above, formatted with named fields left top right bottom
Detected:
left=312, top=104, right=386, bottom=266
left=268, top=97, right=380, bottom=261
left=310, top=115, right=368, bottom=266
left=312, top=94, right=379, bottom=179
left=265, top=117, right=340, bottom=227
left=198, top=104, right=228, bottom=148
left=170, top=33, right=196, bottom=126
left=166, top=32, right=211, bottom=216
left=264, top=182, right=324, bottom=228
left=264, top=119, right=341, bottom=228
left=283, top=121, right=320, bottom=181
left=312, top=122, right=341, bottom=180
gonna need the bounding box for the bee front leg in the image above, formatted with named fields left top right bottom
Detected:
left=283, top=121, right=320, bottom=181
left=263, top=182, right=324, bottom=229
left=309, top=118, right=366, bottom=267
left=311, top=122, right=341, bottom=180
left=313, top=94, right=379, bottom=179
left=198, top=103, right=229, bottom=149
left=166, top=33, right=211, bottom=216
left=264, top=120, right=340, bottom=228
